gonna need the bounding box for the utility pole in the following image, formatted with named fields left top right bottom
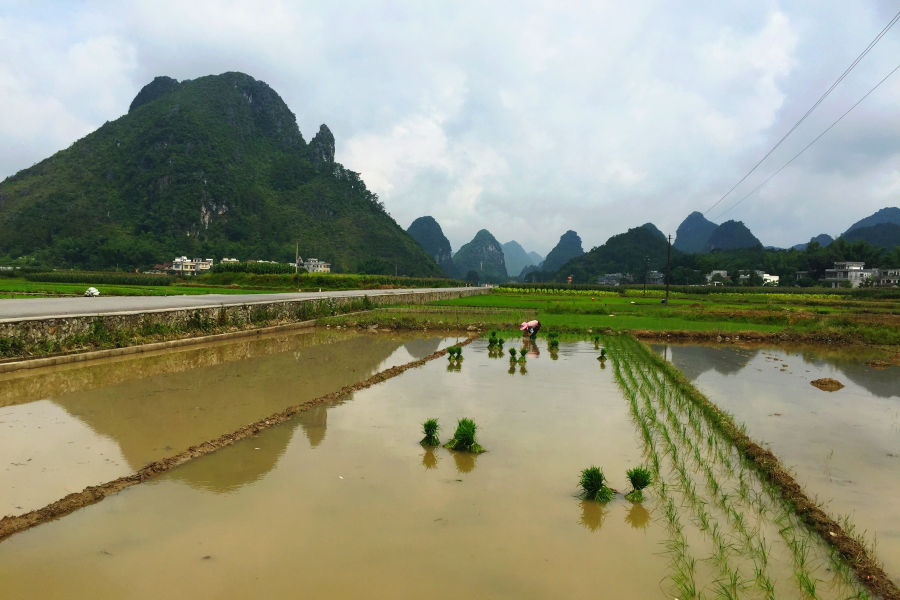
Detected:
left=643, top=256, right=648, bottom=297
left=295, top=243, right=299, bottom=275
left=665, top=234, right=672, bottom=306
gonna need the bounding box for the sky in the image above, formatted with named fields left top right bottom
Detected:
left=1, top=1, right=899, bottom=255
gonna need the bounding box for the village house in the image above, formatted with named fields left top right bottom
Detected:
left=167, top=257, right=214, bottom=276
left=823, top=261, right=877, bottom=288
left=302, top=258, right=331, bottom=273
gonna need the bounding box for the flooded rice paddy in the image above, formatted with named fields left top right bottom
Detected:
left=653, top=342, right=900, bottom=585
left=0, top=333, right=886, bottom=598
left=0, top=329, right=448, bottom=516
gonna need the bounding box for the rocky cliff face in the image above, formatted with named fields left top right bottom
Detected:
left=309, top=124, right=336, bottom=168
left=407, top=216, right=458, bottom=277
left=673, top=212, right=718, bottom=254
left=452, top=229, right=507, bottom=281
left=541, top=230, right=585, bottom=273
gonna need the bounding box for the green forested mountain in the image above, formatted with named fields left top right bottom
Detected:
left=554, top=226, right=671, bottom=283
left=541, top=230, right=584, bottom=273
left=840, top=223, right=900, bottom=249
left=407, top=216, right=458, bottom=277
left=452, top=229, right=507, bottom=282
left=706, top=220, right=761, bottom=251
left=844, top=207, right=900, bottom=234
left=673, top=211, right=718, bottom=254
left=0, top=72, right=442, bottom=276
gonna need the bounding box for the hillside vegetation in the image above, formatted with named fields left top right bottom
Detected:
left=0, top=72, right=442, bottom=277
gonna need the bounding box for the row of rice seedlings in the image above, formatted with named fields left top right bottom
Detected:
left=616, top=338, right=834, bottom=599
left=611, top=345, right=696, bottom=578
left=613, top=335, right=872, bottom=600
left=630, top=350, right=816, bottom=598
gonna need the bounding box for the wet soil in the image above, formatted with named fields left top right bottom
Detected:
left=0, top=340, right=669, bottom=599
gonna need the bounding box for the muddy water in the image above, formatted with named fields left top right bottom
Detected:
left=0, top=340, right=671, bottom=599
left=0, top=330, right=453, bottom=516
left=654, top=342, right=900, bottom=583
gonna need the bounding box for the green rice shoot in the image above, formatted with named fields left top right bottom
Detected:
left=443, top=418, right=487, bottom=453
left=420, top=418, right=441, bottom=447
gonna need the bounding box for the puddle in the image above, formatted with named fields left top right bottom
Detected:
left=653, top=342, right=900, bottom=583
left=0, top=330, right=455, bottom=516
left=0, top=340, right=671, bottom=599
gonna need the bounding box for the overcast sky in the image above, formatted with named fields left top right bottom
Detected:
left=2, top=1, right=899, bottom=254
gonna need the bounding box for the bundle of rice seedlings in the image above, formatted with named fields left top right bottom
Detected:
left=488, top=331, right=499, bottom=346
left=509, top=347, right=517, bottom=361
left=597, top=347, right=607, bottom=361
left=446, top=346, right=463, bottom=361
left=624, top=465, right=652, bottom=501
left=420, top=418, right=441, bottom=446
left=443, top=418, right=487, bottom=453
left=548, top=338, right=559, bottom=349
left=578, top=466, right=615, bottom=502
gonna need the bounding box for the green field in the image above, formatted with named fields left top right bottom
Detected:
left=326, top=288, right=900, bottom=346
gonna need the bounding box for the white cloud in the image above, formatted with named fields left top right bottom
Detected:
left=1, top=1, right=898, bottom=253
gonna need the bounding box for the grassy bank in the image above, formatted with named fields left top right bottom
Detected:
left=0, top=272, right=467, bottom=298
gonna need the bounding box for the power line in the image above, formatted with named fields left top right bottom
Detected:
left=705, top=8, right=900, bottom=215
left=710, top=60, right=900, bottom=221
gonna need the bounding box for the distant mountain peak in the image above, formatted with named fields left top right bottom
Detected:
left=129, top=76, right=179, bottom=113
left=844, top=207, right=900, bottom=235
left=452, top=229, right=507, bottom=281
left=674, top=212, right=718, bottom=254
left=707, top=220, right=761, bottom=251
left=408, top=216, right=457, bottom=277
left=542, top=230, right=584, bottom=273
left=640, top=223, right=667, bottom=241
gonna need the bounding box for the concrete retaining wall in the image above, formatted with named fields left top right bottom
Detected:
left=0, top=288, right=490, bottom=346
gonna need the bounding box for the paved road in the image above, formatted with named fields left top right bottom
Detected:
left=0, top=287, right=477, bottom=321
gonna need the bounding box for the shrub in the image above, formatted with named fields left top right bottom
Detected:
left=579, top=466, right=615, bottom=502
left=443, top=418, right=486, bottom=453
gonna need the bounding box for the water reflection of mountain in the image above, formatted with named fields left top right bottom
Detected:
left=655, top=344, right=899, bottom=400
left=0, top=329, right=360, bottom=409
left=51, top=335, right=411, bottom=475
left=167, top=419, right=299, bottom=494
left=654, top=344, right=758, bottom=381
left=797, top=353, right=900, bottom=399
left=403, top=337, right=443, bottom=360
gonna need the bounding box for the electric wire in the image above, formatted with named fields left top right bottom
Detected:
left=710, top=60, right=900, bottom=221
left=704, top=9, right=900, bottom=215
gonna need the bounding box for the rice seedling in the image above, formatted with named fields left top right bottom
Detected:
left=508, top=347, right=517, bottom=361
left=578, top=466, right=615, bottom=503
left=420, top=418, right=441, bottom=446
left=796, top=570, right=819, bottom=599
left=625, top=465, right=652, bottom=501
left=443, top=418, right=487, bottom=453
left=597, top=347, right=607, bottom=362
left=548, top=338, right=559, bottom=350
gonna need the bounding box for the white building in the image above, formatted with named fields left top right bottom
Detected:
left=762, top=273, right=780, bottom=286
left=168, top=256, right=214, bottom=276
left=876, top=268, right=900, bottom=287
left=302, top=258, right=331, bottom=273
left=824, top=261, right=877, bottom=288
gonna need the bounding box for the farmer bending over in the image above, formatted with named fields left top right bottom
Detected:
left=520, top=320, right=541, bottom=340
